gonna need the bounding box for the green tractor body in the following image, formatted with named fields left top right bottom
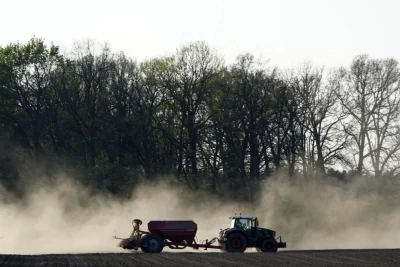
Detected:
left=218, top=215, right=286, bottom=253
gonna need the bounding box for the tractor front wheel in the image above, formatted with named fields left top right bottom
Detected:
left=225, top=232, right=247, bottom=253
left=257, top=237, right=278, bottom=253
left=141, top=234, right=164, bottom=253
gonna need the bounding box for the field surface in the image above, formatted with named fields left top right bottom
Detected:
left=0, top=249, right=399, bottom=267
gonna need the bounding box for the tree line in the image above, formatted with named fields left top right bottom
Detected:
left=1, top=37, right=399, bottom=198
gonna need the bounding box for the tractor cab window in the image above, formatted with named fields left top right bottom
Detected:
left=232, top=218, right=253, bottom=229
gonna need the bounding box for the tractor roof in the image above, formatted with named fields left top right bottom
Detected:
left=229, top=215, right=255, bottom=219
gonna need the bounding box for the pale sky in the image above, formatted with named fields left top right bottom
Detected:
left=1, top=0, right=399, bottom=69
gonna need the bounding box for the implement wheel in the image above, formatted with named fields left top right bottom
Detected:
left=140, top=235, right=149, bottom=253
left=141, top=234, right=164, bottom=253
left=257, top=237, right=278, bottom=253
left=226, top=232, right=247, bottom=253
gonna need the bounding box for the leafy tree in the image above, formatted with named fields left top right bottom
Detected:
left=0, top=37, right=62, bottom=159
left=155, top=41, right=223, bottom=189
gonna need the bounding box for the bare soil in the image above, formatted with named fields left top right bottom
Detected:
left=0, top=249, right=399, bottom=267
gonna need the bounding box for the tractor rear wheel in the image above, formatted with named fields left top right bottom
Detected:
left=141, top=234, right=164, bottom=253
left=225, top=232, right=247, bottom=253
left=257, top=237, right=278, bottom=253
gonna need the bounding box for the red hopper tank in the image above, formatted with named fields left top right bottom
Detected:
left=148, top=220, right=197, bottom=243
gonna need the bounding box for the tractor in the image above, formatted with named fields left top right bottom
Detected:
left=218, top=214, right=286, bottom=253
left=114, top=214, right=286, bottom=253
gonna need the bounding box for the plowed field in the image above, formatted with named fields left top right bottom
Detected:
left=0, top=249, right=399, bottom=267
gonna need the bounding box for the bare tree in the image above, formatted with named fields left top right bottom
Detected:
left=292, top=62, right=347, bottom=177
left=60, top=40, right=114, bottom=180
left=339, top=55, right=400, bottom=178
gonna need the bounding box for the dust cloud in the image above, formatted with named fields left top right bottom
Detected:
left=0, top=172, right=400, bottom=254
left=258, top=176, right=400, bottom=250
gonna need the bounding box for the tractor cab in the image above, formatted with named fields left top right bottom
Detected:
left=229, top=216, right=259, bottom=230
